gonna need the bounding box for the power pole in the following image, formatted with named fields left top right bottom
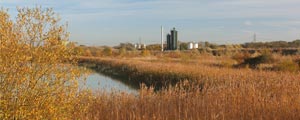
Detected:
left=253, top=33, right=256, bottom=43
left=161, top=26, right=164, bottom=52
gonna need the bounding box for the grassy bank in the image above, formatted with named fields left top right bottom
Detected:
left=79, top=57, right=197, bottom=89
left=75, top=56, right=300, bottom=119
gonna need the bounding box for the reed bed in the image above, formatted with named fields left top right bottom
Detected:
left=76, top=57, right=300, bottom=119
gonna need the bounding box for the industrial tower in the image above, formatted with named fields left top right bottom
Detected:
left=166, top=28, right=178, bottom=50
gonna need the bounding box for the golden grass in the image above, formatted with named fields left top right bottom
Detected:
left=76, top=56, right=300, bottom=119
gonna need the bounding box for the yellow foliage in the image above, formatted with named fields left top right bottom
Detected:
left=0, top=7, right=85, bottom=119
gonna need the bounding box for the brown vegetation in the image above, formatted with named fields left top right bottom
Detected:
left=78, top=56, right=300, bottom=119
left=3, top=6, right=300, bottom=120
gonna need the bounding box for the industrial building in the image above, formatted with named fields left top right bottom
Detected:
left=188, top=42, right=199, bottom=50
left=166, top=28, right=178, bottom=50
left=134, top=43, right=146, bottom=50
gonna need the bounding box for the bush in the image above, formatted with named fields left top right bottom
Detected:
left=118, top=47, right=127, bottom=56
left=102, top=47, right=113, bottom=56
left=0, top=7, right=85, bottom=119
left=274, top=59, right=299, bottom=72
left=220, top=59, right=237, bottom=68
left=232, top=52, right=251, bottom=63
left=242, top=53, right=274, bottom=68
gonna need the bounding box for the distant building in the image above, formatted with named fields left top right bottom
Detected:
left=166, top=28, right=178, bottom=50
left=194, top=42, right=198, bottom=49
left=167, top=34, right=171, bottom=50
left=188, top=42, right=193, bottom=50
left=188, top=42, right=199, bottom=50
left=134, top=43, right=146, bottom=50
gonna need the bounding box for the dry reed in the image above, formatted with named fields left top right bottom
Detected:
left=76, top=57, right=300, bottom=120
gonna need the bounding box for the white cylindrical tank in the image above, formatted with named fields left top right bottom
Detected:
left=134, top=44, right=137, bottom=49
left=194, top=43, right=198, bottom=49
left=188, top=42, right=194, bottom=49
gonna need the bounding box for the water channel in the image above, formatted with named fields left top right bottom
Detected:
left=81, top=71, right=138, bottom=94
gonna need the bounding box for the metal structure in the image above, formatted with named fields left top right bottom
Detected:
left=166, top=28, right=178, bottom=50
left=167, top=34, right=171, bottom=50
left=161, top=26, right=164, bottom=52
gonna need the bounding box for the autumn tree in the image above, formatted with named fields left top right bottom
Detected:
left=0, top=7, right=85, bottom=119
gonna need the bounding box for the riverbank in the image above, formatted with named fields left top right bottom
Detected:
left=75, top=56, right=300, bottom=119
left=78, top=56, right=300, bottom=90
left=79, top=57, right=196, bottom=90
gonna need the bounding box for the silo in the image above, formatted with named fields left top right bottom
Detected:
left=194, top=42, right=199, bottom=49
left=188, top=42, right=194, bottom=49
left=171, top=28, right=178, bottom=50
left=167, top=34, right=171, bottom=50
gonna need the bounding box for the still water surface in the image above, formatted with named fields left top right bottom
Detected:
left=82, top=72, right=138, bottom=94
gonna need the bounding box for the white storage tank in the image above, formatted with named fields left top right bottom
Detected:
left=188, top=42, right=194, bottom=49
left=134, top=44, right=137, bottom=49
left=194, top=42, right=199, bottom=49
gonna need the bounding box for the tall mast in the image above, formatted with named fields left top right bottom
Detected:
left=161, top=26, right=164, bottom=51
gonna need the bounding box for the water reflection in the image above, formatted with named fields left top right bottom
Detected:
left=82, top=72, right=138, bottom=94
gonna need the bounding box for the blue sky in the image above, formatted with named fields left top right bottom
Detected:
left=1, top=0, right=300, bottom=46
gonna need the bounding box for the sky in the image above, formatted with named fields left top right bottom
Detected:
left=1, top=0, right=300, bottom=46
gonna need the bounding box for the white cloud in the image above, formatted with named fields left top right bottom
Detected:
left=244, top=21, right=253, bottom=26
left=2, top=0, right=300, bottom=45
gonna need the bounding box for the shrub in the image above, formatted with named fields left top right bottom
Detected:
left=118, top=47, right=127, bottom=56
left=0, top=7, right=84, bottom=119
left=219, top=59, right=237, bottom=68
left=242, top=53, right=275, bottom=68
left=232, top=52, right=251, bottom=63
left=102, top=47, right=113, bottom=56
left=274, top=59, right=299, bottom=72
